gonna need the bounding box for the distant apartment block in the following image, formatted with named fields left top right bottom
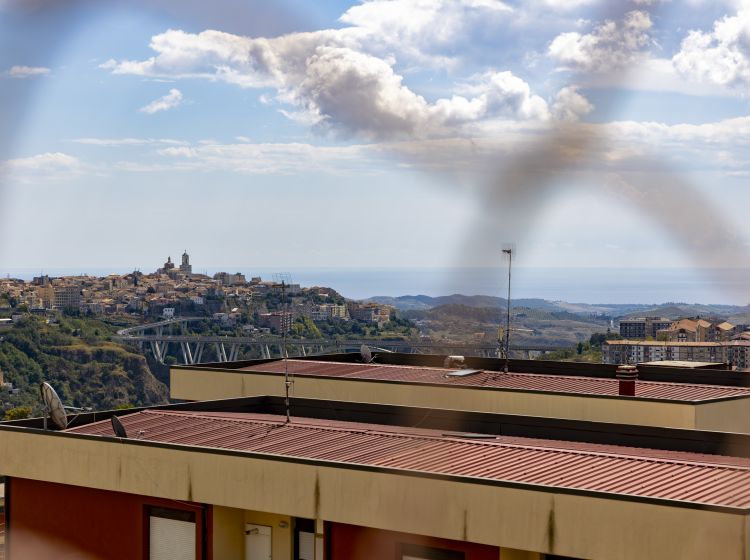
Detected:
left=603, top=340, right=750, bottom=369
left=310, top=303, right=348, bottom=322
left=213, top=272, right=247, bottom=286
left=258, top=311, right=292, bottom=333
left=348, top=303, right=393, bottom=326
left=657, top=318, right=737, bottom=342
left=52, top=285, right=82, bottom=310
left=618, top=317, right=672, bottom=339
left=620, top=316, right=739, bottom=342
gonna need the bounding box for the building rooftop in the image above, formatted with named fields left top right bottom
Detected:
left=238, top=359, right=750, bottom=403
left=66, top=408, right=750, bottom=510
left=639, top=360, right=727, bottom=369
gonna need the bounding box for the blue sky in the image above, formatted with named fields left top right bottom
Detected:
left=1, top=0, right=749, bottom=283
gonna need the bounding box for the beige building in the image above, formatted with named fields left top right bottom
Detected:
left=3, top=395, right=750, bottom=559
left=171, top=354, right=750, bottom=433
left=603, top=339, right=750, bottom=369
left=347, top=303, right=392, bottom=325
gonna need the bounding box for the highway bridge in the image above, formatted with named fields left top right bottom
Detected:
left=115, top=318, right=569, bottom=365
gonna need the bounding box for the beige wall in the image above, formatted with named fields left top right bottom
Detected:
left=696, top=398, right=750, bottom=433
left=171, top=368, right=711, bottom=431
left=0, top=428, right=746, bottom=559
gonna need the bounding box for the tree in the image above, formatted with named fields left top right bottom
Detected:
left=4, top=406, right=32, bottom=421
left=576, top=342, right=584, bottom=355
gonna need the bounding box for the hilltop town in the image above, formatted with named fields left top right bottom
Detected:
left=0, top=252, right=398, bottom=335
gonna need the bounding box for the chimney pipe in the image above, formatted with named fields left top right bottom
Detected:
left=616, top=365, right=638, bottom=397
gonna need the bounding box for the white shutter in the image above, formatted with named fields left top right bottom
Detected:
left=149, top=516, right=196, bottom=560
left=245, top=524, right=272, bottom=560
left=298, top=531, right=315, bottom=560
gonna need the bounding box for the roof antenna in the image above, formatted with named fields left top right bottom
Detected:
left=501, top=244, right=515, bottom=374
left=274, top=273, right=293, bottom=423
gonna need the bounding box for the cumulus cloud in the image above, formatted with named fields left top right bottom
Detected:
left=5, top=65, right=50, bottom=78
left=672, top=9, right=750, bottom=87
left=548, top=10, right=653, bottom=72
left=140, top=88, right=183, bottom=114
left=552, top=86, right=594, bottom=121
left=103, top=27, right=552, bottom=139
left=339, top=0, right=512, bottom=65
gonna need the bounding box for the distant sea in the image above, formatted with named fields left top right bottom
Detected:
left=2, top=267, right=749, bottom=305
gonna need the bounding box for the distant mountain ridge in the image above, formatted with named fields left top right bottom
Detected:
left=365, top=294, right=750, bottom=319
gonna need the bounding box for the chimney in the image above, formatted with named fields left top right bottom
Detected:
left=616, top=365, right=638, bottom=396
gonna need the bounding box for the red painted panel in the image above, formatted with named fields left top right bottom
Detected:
left=328, top=522, right=499, bottom=560
left=6, top=478, right=209, bottom=560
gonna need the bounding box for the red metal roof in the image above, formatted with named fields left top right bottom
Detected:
left=68, top=410, right=750, bottom=509
left=238, top=360, right=750, bottom=402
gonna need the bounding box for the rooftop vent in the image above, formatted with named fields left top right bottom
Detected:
left=616, top=364, right=638, bottom=397
left=444, top=355, right=465, bottom=368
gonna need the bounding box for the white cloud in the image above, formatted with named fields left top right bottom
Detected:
left=0, top=152, right=81, bottom=182
left=548, top=10, right=653, bottom=72
left=672, top=9, right=750, bottom=87
left=102, top=27, right=551, bottom=139
left=140, top=88, right=183, bottom=114
left=5, top=65, right=50, bottom=78
left=147, top=140, right=378, bottom=175
left=339, top=0, right=512, bottom=66
left=542, top=0, right=600, bottom=9
left=72, top=137, right=188, bottom=147
left=552, top=86, right=594, bottom=121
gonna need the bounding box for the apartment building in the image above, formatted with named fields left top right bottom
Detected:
left=171, top=353, right=750, bottom=432
left=258, top=311, right=293, bottom=333
left=4, top=395, right=750, bottom=559
left=618, top=317, right=672, bottom=339
left=310, top=304, right=348, bottom=322
left=347, top=303, right=392, bottom=326
left=603, top=340, right=750, bottom=369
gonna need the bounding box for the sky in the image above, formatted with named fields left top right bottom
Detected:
left=1, top=0, right=750, bottom=290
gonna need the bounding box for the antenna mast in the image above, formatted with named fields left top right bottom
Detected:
left=502, top=247, right=514, bottom=374
left=274, top=273, right=293, bottom=423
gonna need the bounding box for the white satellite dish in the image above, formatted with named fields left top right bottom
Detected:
left=40, top=382, right=68, bottom=430
left=360, top=344, right=373, bottom=363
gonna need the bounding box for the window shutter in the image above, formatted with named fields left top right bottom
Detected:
left=149, top=516, right=196, bottom=560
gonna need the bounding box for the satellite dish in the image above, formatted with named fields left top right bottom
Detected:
left=39, top=382, right=68, bottom=430
left=360, top=344, right=373, bottom=363
left=111, top=415, right=128, bottom=438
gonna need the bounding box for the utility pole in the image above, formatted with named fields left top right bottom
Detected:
left=502, top=248, right=513, bottom=373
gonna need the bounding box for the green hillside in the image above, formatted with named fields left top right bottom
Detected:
left=0, top=316, right=168, bottom=418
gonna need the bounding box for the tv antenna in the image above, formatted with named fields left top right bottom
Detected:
left=273, top=272, right=293, bottom=423
left=39, top=381, right=88, bottom=430
left=501, top=244, right=516, bottom=374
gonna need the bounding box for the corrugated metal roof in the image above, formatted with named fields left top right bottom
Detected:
left=67, top=410, right=750, bottom=509
left=240, top=360, right=750, bottom=402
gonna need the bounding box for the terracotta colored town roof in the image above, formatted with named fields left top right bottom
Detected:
left=68, top=409, right=750, bottom=509
left=238, top=359, right=750, bottom=402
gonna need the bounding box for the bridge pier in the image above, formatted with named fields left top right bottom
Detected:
left=180, top=342, right=195, bottom=365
